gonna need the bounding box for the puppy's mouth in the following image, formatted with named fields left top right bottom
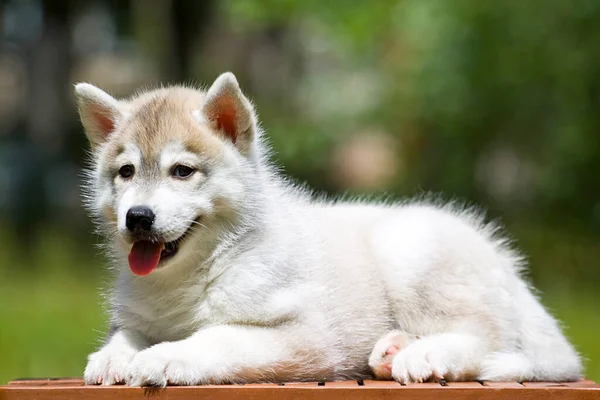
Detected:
left=127, top=219, right=198, bottom=276
left=160, top=239, right=179, bottom=261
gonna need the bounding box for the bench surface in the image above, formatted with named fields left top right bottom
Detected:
left=1, top=379, right=600, bottom=400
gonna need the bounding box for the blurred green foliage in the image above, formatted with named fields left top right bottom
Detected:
left=241, top=0, right=600, bottom=223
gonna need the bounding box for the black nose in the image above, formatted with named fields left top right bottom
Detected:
left=126, top=206, right=155, bottom=232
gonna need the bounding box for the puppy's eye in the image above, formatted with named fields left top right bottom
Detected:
left=172, top=165, right=196, bottom=179
left=118, top=165, right=135, bottom=179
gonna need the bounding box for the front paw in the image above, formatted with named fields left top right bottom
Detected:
left=126, top=343, right=208, bottom=387
left=84, top=345, right=137, bottom=385
left=391, top=341, right=449, bottom=384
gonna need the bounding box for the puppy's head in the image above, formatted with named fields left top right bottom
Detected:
left=76, top=73, right=261, bottom=276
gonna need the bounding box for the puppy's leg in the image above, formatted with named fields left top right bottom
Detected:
left=84, top=329, right=148, bottom=385
left=389, top=332, right=485, bottom=383
left=368, top=330, right=418, bottom=379
left=126, top=325, right=325, bottom=386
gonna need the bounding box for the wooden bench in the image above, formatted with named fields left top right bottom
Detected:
left=1, top=378, right=599, bottom=399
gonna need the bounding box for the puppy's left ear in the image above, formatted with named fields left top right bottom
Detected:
left=201, top=72, right=257, bottom=155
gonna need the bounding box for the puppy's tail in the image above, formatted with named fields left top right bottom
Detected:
left=479, top=284, right=582, bottom=382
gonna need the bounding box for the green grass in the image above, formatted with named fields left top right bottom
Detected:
left=0, top=273, right=106, bottom=384
left=0, top=228, right=109, bottom=384
left=543, top=290, right=600, bottom=381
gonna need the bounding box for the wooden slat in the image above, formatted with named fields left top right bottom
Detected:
left=7, top=378, right=84, bottom=387
left=3, top=386, right=600, bottom=400
left=242, top=383, right=281, bottom=387
left=404, top=381, right=444, bottom=387
left=564, top=380, right=600, bottom=388
left=321, top=381, right=360, bottom=387
left=522, top=382, right=571, bottom=388
left=482, top=381, right=524, bottom=388
left=445, top=381, right=484, bottom=387
left=281, top=382, right=320, bottom=387
left=2, top=379, right=600, bottom=400
left=362, top=380, right=403, bottom=387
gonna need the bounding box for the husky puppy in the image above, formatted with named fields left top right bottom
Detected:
left=76, top=72, right=582, bottom=386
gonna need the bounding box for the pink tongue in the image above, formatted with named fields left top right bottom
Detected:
left=128, top=241, right=163, bottom=276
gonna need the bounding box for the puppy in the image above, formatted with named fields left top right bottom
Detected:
left=76, top=72, right=582, bottom=386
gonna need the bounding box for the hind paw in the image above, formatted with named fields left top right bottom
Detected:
left=368, top=330, right=417, bottom=380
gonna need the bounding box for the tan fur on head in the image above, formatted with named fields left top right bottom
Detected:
left=75, top=72, right=258, bottom=160
left=104, top=87, right=225, bottom=163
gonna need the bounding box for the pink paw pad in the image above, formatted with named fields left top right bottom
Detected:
left=369, top=331, right=419, bottom=380
left=385, top=345, right=399, bottom=356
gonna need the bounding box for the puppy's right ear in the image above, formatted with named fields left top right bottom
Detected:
left=74, top=83, right=123, bottom=148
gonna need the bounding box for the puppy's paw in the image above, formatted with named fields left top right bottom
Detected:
left=391, top=341, right=449, bottom=384
left=84, top=344, right=137, bottom=385
left=126, top=343, right=208, bottom=387
left=369, top=330, right=417, bottom=379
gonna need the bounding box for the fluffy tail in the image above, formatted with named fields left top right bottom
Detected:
left=479, top=284, right=582, bottom=382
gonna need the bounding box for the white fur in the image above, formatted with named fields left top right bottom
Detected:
left=79, top=73, right=582, bottom=386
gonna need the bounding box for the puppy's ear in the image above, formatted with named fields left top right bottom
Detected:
left=201, top=72, right=257, bottom=155
left=74, top=83, right=124, bottom=148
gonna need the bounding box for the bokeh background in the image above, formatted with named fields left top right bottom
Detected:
left=0, top=0, right=599, bottom=384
